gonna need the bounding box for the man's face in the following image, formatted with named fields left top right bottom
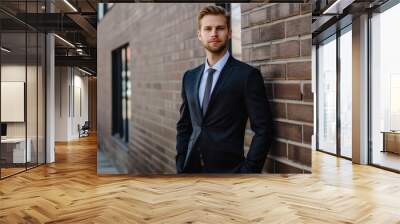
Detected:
left=198, top=14, right=231, bottom=54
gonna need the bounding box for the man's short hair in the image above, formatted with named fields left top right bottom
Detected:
left=197, top=5, right=231, bottom=30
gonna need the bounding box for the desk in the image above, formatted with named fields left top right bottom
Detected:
left=381, top=131, right=400, bottom=154
left=1, top=138, right=31, bottom=163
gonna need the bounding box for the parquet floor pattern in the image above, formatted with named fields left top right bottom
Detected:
left=1, top=135, right=400, bottom=223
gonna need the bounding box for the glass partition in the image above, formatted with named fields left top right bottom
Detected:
left=317, top=25, right=353, bottom=159
left=27, top=30, right=38, bottom=169
left=0, top=1, right=46, bottom=179
left=38, top=31, right=45, bottom=165
left=317, top=35, right=337, bottom=155
left=1, top=30, right=28, bottom=178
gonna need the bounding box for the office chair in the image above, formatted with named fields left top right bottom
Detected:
left=79, top=121, right=90, bottom=138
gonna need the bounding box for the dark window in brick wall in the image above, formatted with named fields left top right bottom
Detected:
left=112, top=44, right=131, bottom=142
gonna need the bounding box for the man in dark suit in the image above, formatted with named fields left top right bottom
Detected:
left=176, top=5, right=273, bottom=174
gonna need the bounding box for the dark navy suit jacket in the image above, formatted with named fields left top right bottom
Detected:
left=176, top=56, right=273, bottom=173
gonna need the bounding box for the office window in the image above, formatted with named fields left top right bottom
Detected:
left=339, top=26, right=352, bottom=159
left=317, top=35, right=337, bottom=155
left=112, top=45, right=131, bottom=142
left=316, top=25, right=353, bottom=159
left=370, top=3, right=400, bottom=171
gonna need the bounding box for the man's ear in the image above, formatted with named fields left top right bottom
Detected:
left=197, top=30, right=201, bottom=41
left=228, top=28, right=232, bottom=40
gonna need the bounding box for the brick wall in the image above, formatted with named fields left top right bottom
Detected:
left=97, top=3, right=312, bottom=174
left=241, top=3, right=312, bottom=173
left=98, top=3, right=208, bottom=174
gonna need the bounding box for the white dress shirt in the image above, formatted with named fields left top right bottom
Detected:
left=199, top=50, right=230, bottom=107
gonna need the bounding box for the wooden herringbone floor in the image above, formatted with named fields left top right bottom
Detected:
left=1, top=135, right=400, bottom=223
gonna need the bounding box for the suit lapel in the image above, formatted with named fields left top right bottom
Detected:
left=203, top=56, right=235, bottom=119
left=193, top=64, right=205, bottom=124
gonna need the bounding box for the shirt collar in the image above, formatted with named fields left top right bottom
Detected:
left=204, top=50, right=230, bottom=73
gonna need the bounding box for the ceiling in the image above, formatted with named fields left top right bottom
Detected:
left=0, top=0, right=97, bottom=75
left=312, top=0, right=390, bottom=43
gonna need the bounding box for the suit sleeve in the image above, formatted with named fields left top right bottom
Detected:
left=175, top=72, right=193, bottom=173
left=242, top=68, right=273, bottom=173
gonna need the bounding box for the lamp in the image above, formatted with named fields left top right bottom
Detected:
left=54, top=34, right=75, bottom=48
left=322, top=0, right=355, bottom=15
left=1, top=47, right=11, bottom=53
left=78, top=67, right=93, bottom=76
left=63, top=0, right=78, bottom=12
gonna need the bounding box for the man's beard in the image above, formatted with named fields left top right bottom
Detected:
left=204, top=40, right=228, bottom=54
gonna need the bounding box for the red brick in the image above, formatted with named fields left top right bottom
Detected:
left=252, top=45, right=271, bottom=61
left=287, top=61, right=311, bottom=80
left=251, top=28, right=261, bottom=44
left=287, top=103, right=313, bottom=123
left=260, top=22, right=285, bottom=42
left=271, top=40, right=300, bottom=59
left=242, top=28, right=260, bottom=45
left=274, top=83, right=302, bottom=100
left=242, top=48, right=251, bottom=62
left=249, top=8, right=269, bottom=26
left=241, top=14, right=249, bottom=28
left=303, top=125, right=313, bottom=144
left=260, top=63, right=286, bottom=80
left=242, top=29, right=252, bottom=45
left=274, top=121, right=302, bottom=142
left=303, top=83, right=313, bottom=102
left=288, top=144, right=311, bottom=166
left=270, top=141, right=287, bottom=158
left=241, top=3, right=260, bottom=13
left=301, top=38, right=312, bottom=57
left=301, top=3, right=312, bottom=14
left=270, top=3, right=300, bottom=21
left=275, top=160, right=303, bottom=173
left=286, top=15, right=311, bottom=37
left=272, top=102, right=286, bottom=119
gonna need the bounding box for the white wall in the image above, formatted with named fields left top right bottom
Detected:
left=46, top=33, right=55, bottom=163
left=55, top=66, right=70, bottom=141
left=1, top=63, right=46, bottom=164
left=70, top=71, right=89, bottom=138
left=1, top=66, right=26, bottom=139
left=1, top=65, right=26, bottom=81
left=1, top=82, right=25, bottom=122
left=54, top=67, right=89, bottom=141
left=1, top=65, right=35, bottom=138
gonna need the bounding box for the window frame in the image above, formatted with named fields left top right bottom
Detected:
left=368, top=0, right=400, bottom=173
left=315, top=24, right=353, bottom=161
left=111, top=43, right=130, bottom=143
